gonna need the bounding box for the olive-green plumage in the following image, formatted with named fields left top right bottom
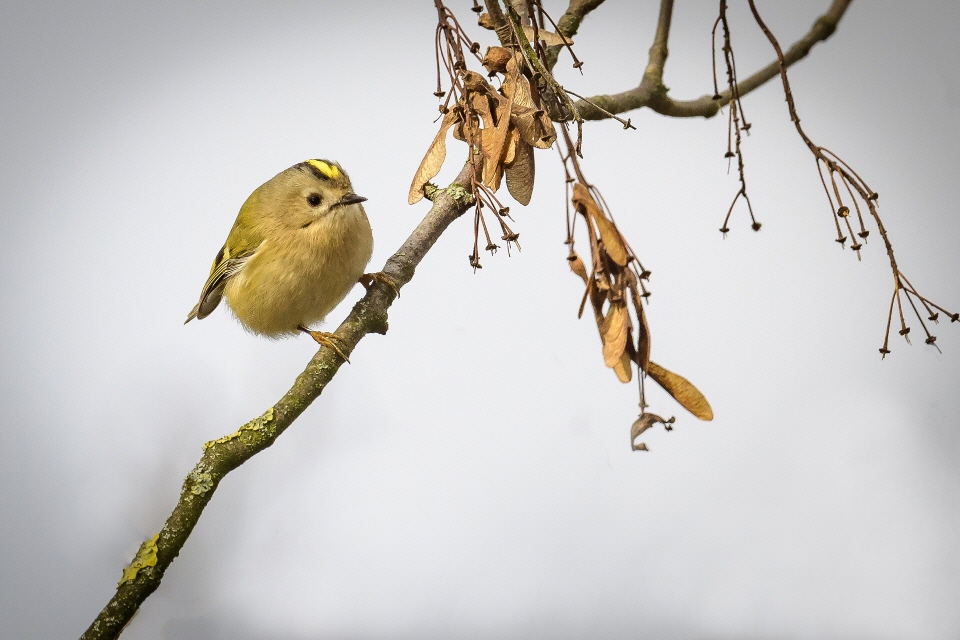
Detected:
left=186, top=159, right=373, bottom=337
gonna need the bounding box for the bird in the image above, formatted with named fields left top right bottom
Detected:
left=185, top=159, right=376, bottom=360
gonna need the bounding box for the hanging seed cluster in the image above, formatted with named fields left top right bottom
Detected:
left=712, top=0, right=760, bottom=235
left=562, top=159, right=713, bottom=451
left=408, top=1, right=722, bottom=450
left=719, top=0, right=958, bottom=356
left=567, top=181, right=650, bottom=383
left=410, top=2, right=568, bottom=269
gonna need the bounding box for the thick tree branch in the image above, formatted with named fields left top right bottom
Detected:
left=575, top=0, right=851, bottom=120
left=79, top=166, right=475, bottom=640
left=555, top=0, right=606, bottom=39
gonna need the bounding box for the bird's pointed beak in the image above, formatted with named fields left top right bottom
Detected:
left=338, top=193, right=367, bottom=206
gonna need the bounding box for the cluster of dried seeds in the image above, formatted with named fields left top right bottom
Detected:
left=563, top=159, right=713, bottom=450
left=407, top=1, right=741, bottom=450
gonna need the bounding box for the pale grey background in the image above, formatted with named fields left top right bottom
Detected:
left=2, top=2, right=959, bottom=639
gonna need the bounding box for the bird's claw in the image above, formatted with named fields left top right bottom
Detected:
left=360, top=271, right=400, bottom=298
left=298, top=326, right=350, bottom=363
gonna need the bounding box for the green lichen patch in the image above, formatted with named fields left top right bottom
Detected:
left=187, top=463, right=214, bottom=495
left=423, top=182, right=440, bottom=201
left=203, top=407, right=276, bottom=450
left=446, top=182, right=472, bottom=204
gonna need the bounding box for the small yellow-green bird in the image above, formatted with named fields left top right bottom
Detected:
left=185, top=159, right=373, bottom=359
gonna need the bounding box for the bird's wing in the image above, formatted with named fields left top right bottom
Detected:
left=184, top=247, right=256, bottom=323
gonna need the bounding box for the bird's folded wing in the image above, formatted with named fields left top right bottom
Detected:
left=185, top=249, right=255, bottom=323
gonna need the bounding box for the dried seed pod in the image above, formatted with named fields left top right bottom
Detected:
left=477, top=12, right=496, bottom=29
left=601, top=302, right=630, bottom=369
left=567, top=252, right=589, bottom=285
left=646, top=361, right=714, bottom=421
left=505, top=138, right=535, bottom=205
left=613, top=351, right=632, bottom=383
left=481, top=46, right=512, bottom=74
left=520, top=25, right=573, bottom=47
left=630, top=413, right=675, bottom=451
left=409, top=109, right=459, bottom=204
left=571, top=183, right=629, bottom=266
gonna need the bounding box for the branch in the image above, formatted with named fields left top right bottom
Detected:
left=79, top=166, right=475, bottom=640
left=545, top=0, right=605, bottom=70
left=641, top=0, right=674, bottom=87
left=575, top=0, right=851, bottom=120
left=482, top=0, right=513, bottom=46
left=555, top=0, right=606, bottom=39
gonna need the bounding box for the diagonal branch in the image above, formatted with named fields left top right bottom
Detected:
left=575, top=0, right=851, bottom=120
left=79, top=166, right=475, bottom=640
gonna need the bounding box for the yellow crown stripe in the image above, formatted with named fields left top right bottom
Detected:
left=307, top=159, right=341, bottom=180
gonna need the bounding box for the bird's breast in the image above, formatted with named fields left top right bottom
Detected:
left=225, top=207, right=373, bottom=337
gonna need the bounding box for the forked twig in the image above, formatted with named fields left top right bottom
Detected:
left=744, top=0, right=957, bottom=356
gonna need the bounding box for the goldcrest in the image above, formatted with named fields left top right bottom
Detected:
left=186, top=159, right=373, bottom=353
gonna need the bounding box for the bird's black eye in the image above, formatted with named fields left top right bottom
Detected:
left=307, top=193, right=322, bottom=207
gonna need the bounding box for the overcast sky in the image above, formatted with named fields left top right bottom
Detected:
left=2, top=2, right=959, bottom=639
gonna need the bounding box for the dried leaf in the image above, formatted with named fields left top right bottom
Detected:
left=462, top=69, right=495, bottom=95
left=647, top=361, right=714, bottom=421
left=602, top=302, right=629, bottom=368
left=478, top=12, right=496, bottom=30
left=482, top=46, right=512, bottom=74
left=613, top=350, right=632, bottom=383
left=567, top=252, right=588, bottom=285
left=478, top=129, right=506, bottom=190
left=610, top=268, right=628, bottom=302
left=499, top=61, right=521, bottom=170
left=588, top=268, right=609, bottom=327
left=521, top=25, right=573, bottom=47
left=510, top=58, right=535, bottom=109
left=534, top=111, right=557, bottom=147
left=582, top=220, right=601, bottom=271
left=454, top=112, right=483, bottom=148
left=593, top=214, right=629, bottom=267
left=511, top=106, right=557, bottom=149
left=571, top=183, right=629, bottom=266
left=408, top=110, right=458, bottom=205
left=465, top=73, right=512, bottom=190
left=505, top=138, right=535, bottom=205
left=452, top=123, right=464, bottom=142
left=570, top=183, right=596, bottom=214
left=630, top=413, right=674, bottom=451
left=575, top=189, right=607, bottom=325
left=504, top=57, right=557, bottom=150
left=503, top=127, right=519, bottom=165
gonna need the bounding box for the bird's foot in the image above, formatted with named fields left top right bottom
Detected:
left=360, top=271, right=400, bottom=298
left=298, top=326, right=350, bottom=363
